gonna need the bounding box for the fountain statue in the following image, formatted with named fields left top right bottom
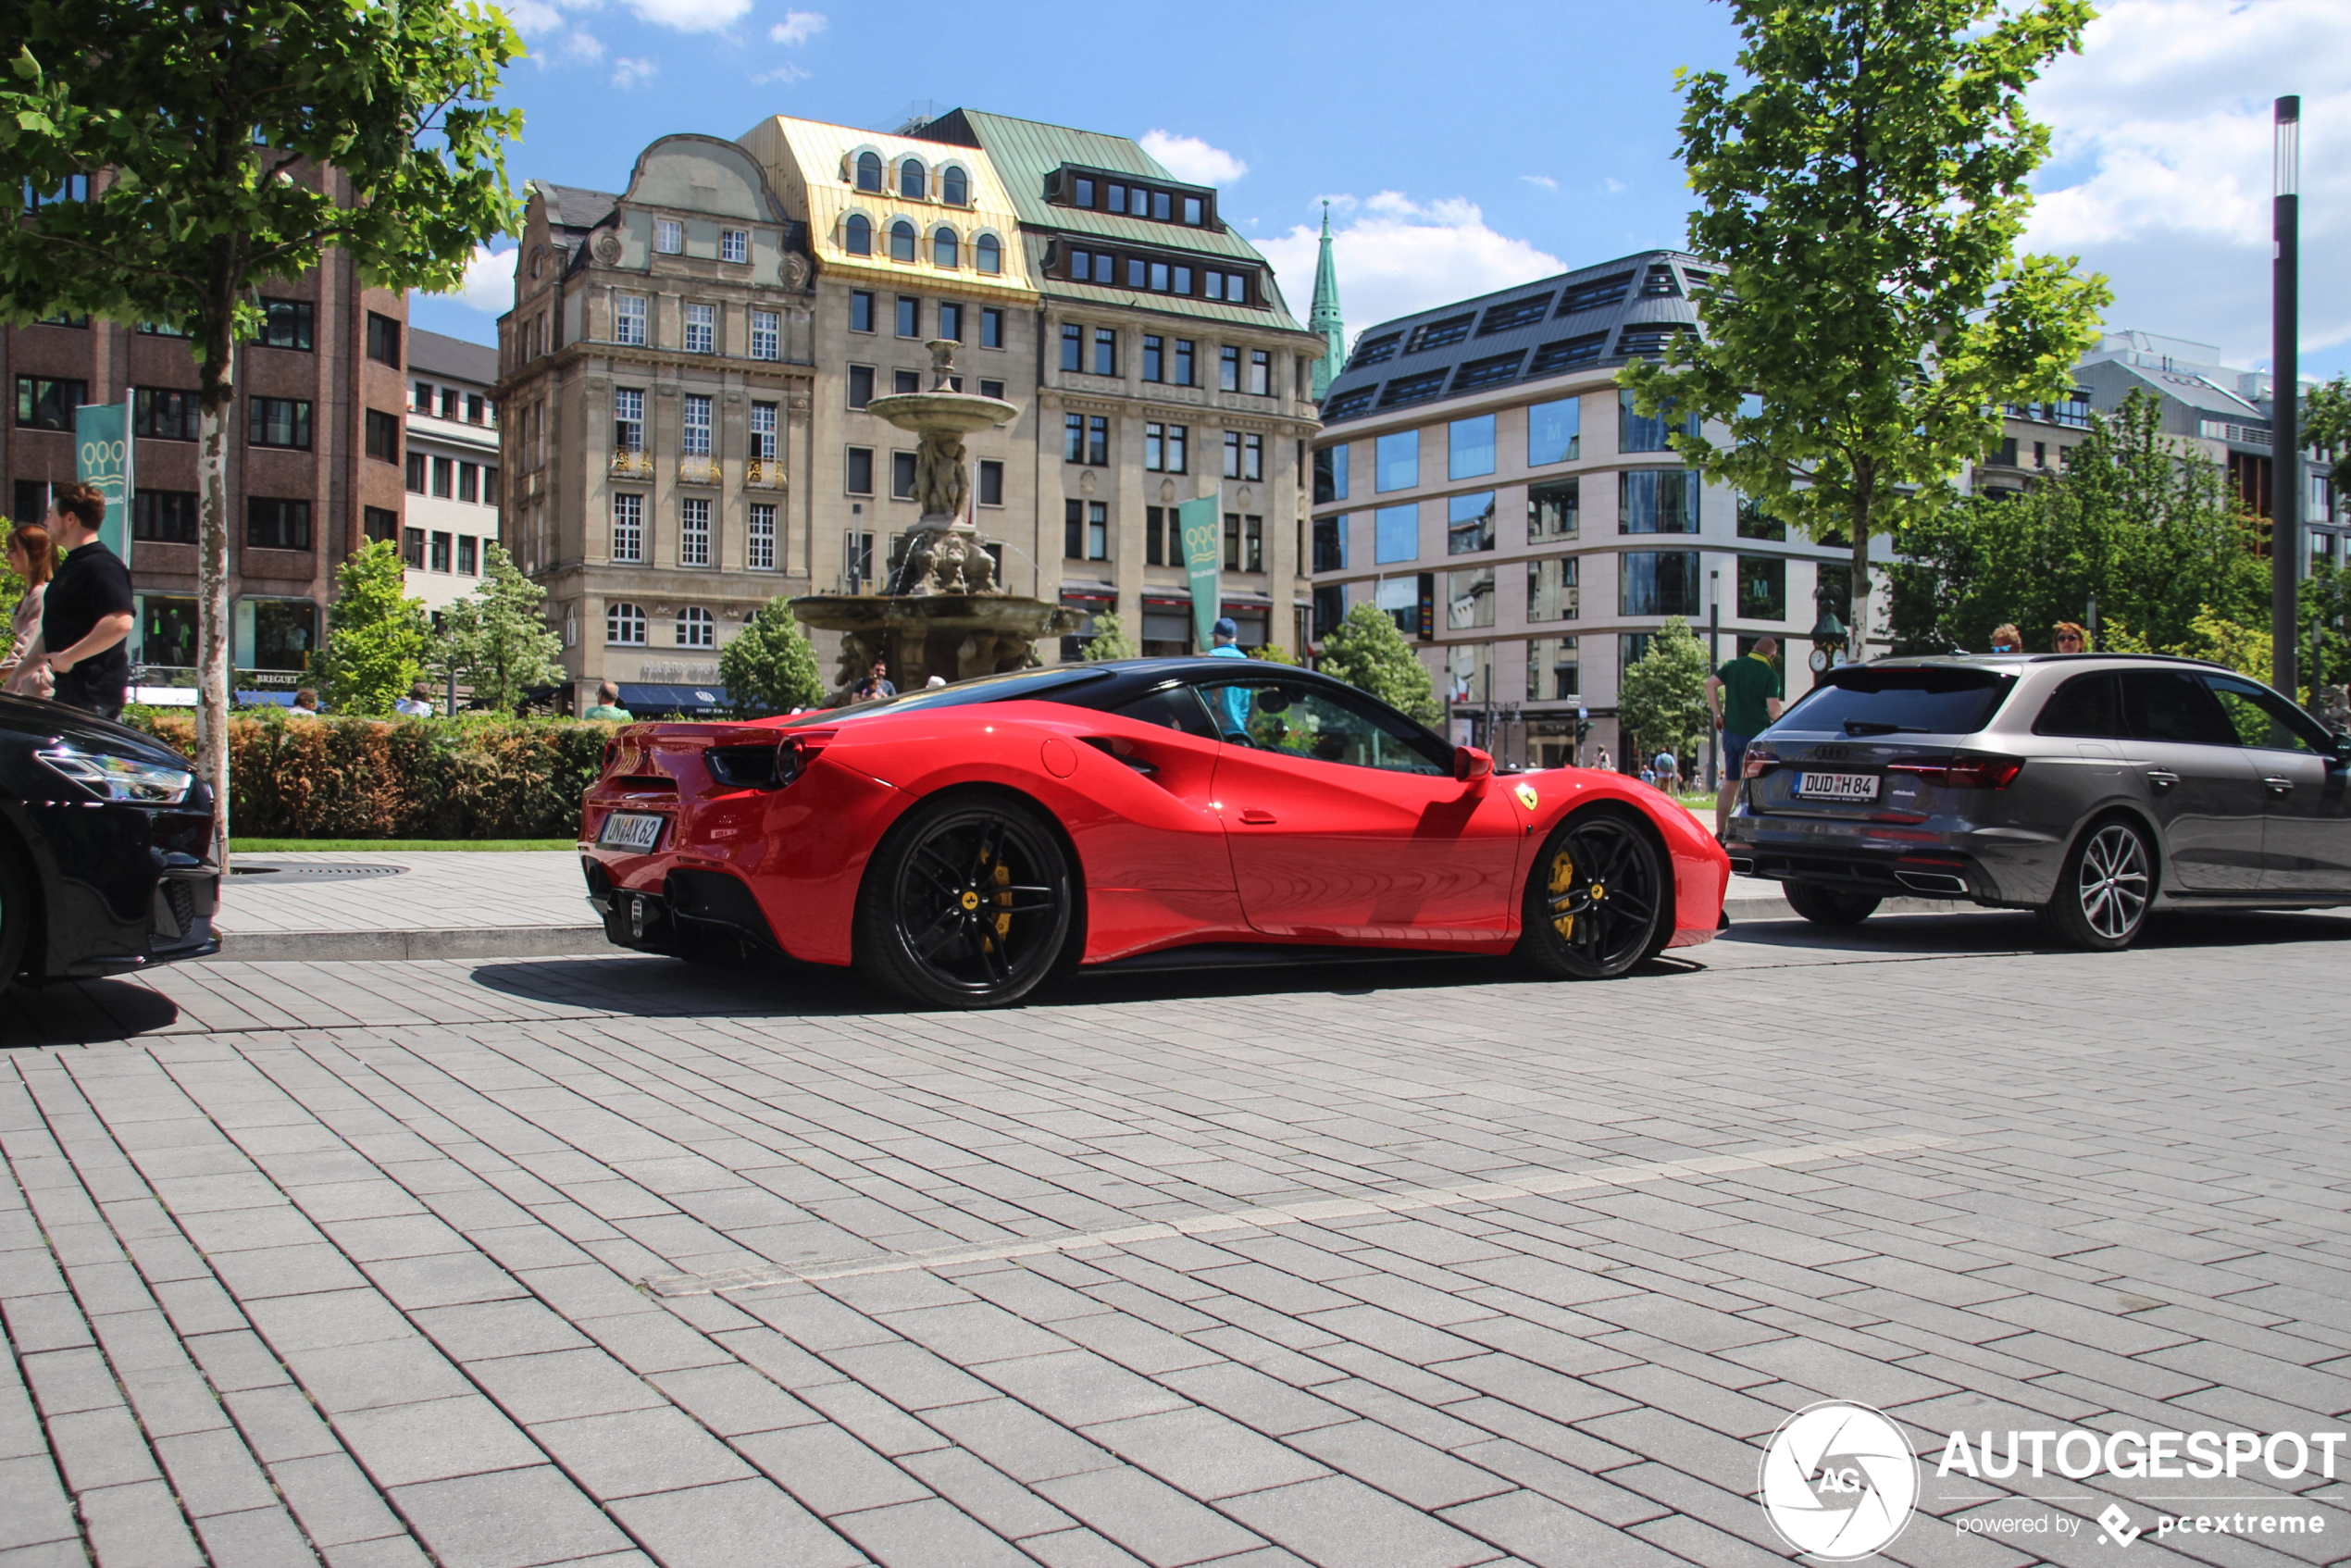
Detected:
left=790, top=340, right=1081, bottom=695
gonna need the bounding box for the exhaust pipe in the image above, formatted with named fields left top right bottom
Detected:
left=1726, top=852, right=1757, bottom=875
left=1896, top=870, right=1969, bottom=895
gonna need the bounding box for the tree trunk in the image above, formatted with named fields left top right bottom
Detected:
left=195, top=331, right=234, bottom=871
left=1849, top=527, right=1872, bottom=664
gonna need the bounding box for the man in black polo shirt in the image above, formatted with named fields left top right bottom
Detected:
left=42, top=481, right=136, bottom=721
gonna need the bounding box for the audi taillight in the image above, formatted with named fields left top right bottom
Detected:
left=1886, top=754, right=2024, bottom=789
left=1742, top=745, right=1781, bottom=779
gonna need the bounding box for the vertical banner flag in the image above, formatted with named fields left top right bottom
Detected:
left=75, top=399, right=134, bottom=563
left=1178, top=496, right=1222, bottom=651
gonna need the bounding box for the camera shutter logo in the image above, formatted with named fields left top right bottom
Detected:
left=1760, top=1400, right=1919, bottom=1561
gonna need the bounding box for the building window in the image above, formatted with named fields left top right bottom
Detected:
left=654, top=218, right=683, bottom=254
left=1529, top=397, right=1580, bottom=466
left=612, top=493, right=644, bottom=562
left=614, top=387, right=645, bottom=450
left=678, top=394, right=712, bottom=457
left=1449, top=415, right=1496, bottom=480
left=439, top=386, right=460, bottom=420
left=429, top=531, right=452, bottom=572
left=845, top=212, right=873, bottom=255
left=1448, top=567, right=1496, bottom=630
left=133, top=491, right=201, bottom=545
left=402, top=527, right=425, bottom=567
left=1736, top=495, right=1786, bottom=540
left=485, top=465, right=499, bottom=502
left=939, top=165, right=969, bottom=205
left=1090, top=328, right=1116, bottom=377
left=939, top=302, right=964, bottom=342
left=895, top=157, right=925, bottom=200
left=676, top=605, right=715, bottom=648
left=458, top=536, right=479, bottom=574
left=458, top=463, right=479, bottom=503
left=365, top=408, right=400, bottom=464
left=245, top=497, right=311, bottom=550
left=258, top=298, right=314, bottom=351
left=890, top=450, right=917, bottom=500
left=430, top=456, right=454, bottom=498
left=721, top=229, right=749, bottom=264
left=1312, top=514, right=1349, bottom=572
left=405, top=452, right=426, bottom=492
left=1620, top=387, right=1698, bottom=453
left=367, top=313, right=401, bottom=366
left=1736, top=555, right=1786, bottom=621
left=978, top=460, right=1003, bottom=505
left=133, top=387, right=201, bottom=442
left=1529, top=477, right=1579, bottom=541
left=1375, top=504, right=1418, bottom=565
left=364, top=506, right=398, bottom=545
left=609, top=602, right=648, bottom=644
left=850, top=290, right=875, bottom=333
left=1164, top=339, right=1192, bottom=388
left=466, top=393, right=488, bottom=424
left=680, top=499, right=712, bottom=566
left=848, top=366, right=875, bottom=408
left=751, top=402, right=777, bottom=461
left=1222, top=513, right=1263, bottom=573
left=412, top=379, right=432, bottom=412
left=1064, top=500, right=1108, bottom=560
left=1528, top=636, right=1580, bottom=702
left=932, top=228, right=958, bottom=268
left=1219, top=345, right=1240, bottom=392
left=893, top=369, right=920, bottom=395
left=16, top=377, right=87, bottom=429
left=1447, top=492, right=1495, bottom=554
left=979, top=379, right=1004, bottom=400
left=889, top=220, right=916, bottom=263
left=1145, top=422, right=1188, bottom=473
left=1146, top=506, right=1170, bottom=566
left=1527, top=556, right=1579, bottom=621
left=1063, top=414, right=1081, bottom=465
left=1620, top=470, right=1699, bottom=534
left=750, top=309, right=779, bottom=360
left=1087, top=416, right=1109, bottom=467
left=981, top=306, right=1004, bottom=348
left=684, top=303, right=715, bottom=354
left=1249, top=349, right=1272, bottom=397
left=1313, top=445, right=1349, bottom=504
left=749, top=503, right=777, bottom=570
left=616, top=294, right=647, bottom=346
left=1621, top=550, right=1700, bottom=616
left=1375, top=430, right=1418, bottom=492
left=1140, top=335, right=1164, bottom=383
left=855, top=150, right=883, bottom=192
left=1060, top=323, right=1082, bottom=372
left=975, top=233, right=1001, bottom=275
left=846, top=446, right=874, bottom=495
left=247, top=397, right=312, bottom=449
left=895, top=295, right=919, bottom=338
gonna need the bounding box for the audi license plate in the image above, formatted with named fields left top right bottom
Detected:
left=1797, top=771, right=1880, bottom=803
left=597, top=812, right=666, bottom=852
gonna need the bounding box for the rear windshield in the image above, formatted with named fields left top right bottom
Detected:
left=779, top=667, right=1113, bottom=726
left=1772, top=666, right=2016, bottom=737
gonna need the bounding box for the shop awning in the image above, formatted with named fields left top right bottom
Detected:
left=616, top=682, right=729, bottom=717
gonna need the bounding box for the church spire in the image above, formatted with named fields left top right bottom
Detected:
left=1309, top=202, right=1344, bottom=402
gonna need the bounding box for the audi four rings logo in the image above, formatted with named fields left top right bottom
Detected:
left=1760, top=1400, right=1920, bottom=1561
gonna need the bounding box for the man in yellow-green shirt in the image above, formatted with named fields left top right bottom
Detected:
left=1705, top=636, right=1784, bottom=837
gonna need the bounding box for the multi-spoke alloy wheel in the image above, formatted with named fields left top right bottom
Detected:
left=856, top=798, right=1073, bottom=1007
left=1516, top=809, right=1666, bottom=980
left=2039, top=815, right=2155, bottom=952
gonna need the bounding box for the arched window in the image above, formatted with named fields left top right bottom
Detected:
left=843, top=213, right=871, bottom=255
left=975, top=233, right=1001, bottom=275
left=854, top=151, right=882, bottom=193
left=677, top=606, right=715, bottom=649
left=941, top=166, right=968, bottom=205
left=889, top=220, right=916, bottom=263
left=899, top=158, right=925, bottom=200
left=932, top=228, right=958, bottom=268
left=607, top=603, right=646, bottom=645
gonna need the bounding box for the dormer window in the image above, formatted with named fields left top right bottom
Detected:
left=900, top=158, right=925, bottom=199
left=941, top=166, right=968, bottom=205
left=976, top=234, right=1001, bottom=275
left=844, top=213, right=871, bottom=255
left=889, top=219, right=916, bottom=263
left=933, top=228, right=958, bottom=268
left=855, top=151, right=882, bottom=193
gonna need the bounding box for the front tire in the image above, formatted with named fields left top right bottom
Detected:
left=854, top=796, right=1074, bottom=1008
left=2037, top=815, right=2154, bottom=951
left=1516, top=809, right=1666, bottom=980
left=1784, top=881, right=1882, bottom=926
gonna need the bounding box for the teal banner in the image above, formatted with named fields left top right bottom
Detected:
left=75, top=399, right=133, bottom=562
left=1178, top=496, right=1221, bottom=652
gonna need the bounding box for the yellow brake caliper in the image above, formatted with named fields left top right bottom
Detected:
left=1549, top=851, right=1577, bottom=939
left=992, top=859, right=1014, bottom=939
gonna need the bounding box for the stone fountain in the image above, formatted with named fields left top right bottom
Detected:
left=790, top=342, right=1080, bottom=696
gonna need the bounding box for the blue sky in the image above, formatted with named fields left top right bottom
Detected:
left=413, top=0, right=2350, bottom=383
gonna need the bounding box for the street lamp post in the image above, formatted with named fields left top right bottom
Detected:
left=2274, top=94, right=2301, bottom=697
left=1806, top=581, right=1847, bottom=693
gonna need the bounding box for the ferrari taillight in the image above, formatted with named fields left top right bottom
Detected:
left=776, top=728, right=837, bottom=789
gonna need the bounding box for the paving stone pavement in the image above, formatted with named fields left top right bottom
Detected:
left=3, top=908, right=2349, bottom=1568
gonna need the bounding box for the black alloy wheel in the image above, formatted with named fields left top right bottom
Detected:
left=855, top=797, right=1074, bottom=1008
left=1516, top=809, right=1666, bottom=980
left=1784, top=880, right=1882, bottom=926
left=2038, top=815, right=2155, bottom=952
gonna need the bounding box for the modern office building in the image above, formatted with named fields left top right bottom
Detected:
left=1310, top=251, right=1891, bottom=770
left=496, top=109, right=1324, bottom=714
left=402, top=330, right=502, bottom=614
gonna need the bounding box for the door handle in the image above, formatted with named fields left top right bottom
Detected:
left=2264, top=776, right=2294, bottom=794
left=1238, top=808, right=1276, bottom=825
left=2146, top=769, right=2179, bottom=790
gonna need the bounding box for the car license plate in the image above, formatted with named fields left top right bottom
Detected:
left=1797, top=771, right=1880, bottom=803
left=597, top=811, right=665, bottom=852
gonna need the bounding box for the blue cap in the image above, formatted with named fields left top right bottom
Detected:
left=1213, top=616, right=1238, bottom=639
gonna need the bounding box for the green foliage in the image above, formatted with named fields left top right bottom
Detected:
left=2306, top=376, right=2351, bottom=463
left=2101, top=610, right=2271, bottom=684
left=1890, top=392, right=2268, bottom=656
left=2300, top=561, right=2351, bottom=704
left=717, top=598, right=824, bottom=717
left=428, top=543, right=564, bottom=713
left=1616, top=618, right=1710, bottom=766
left=0, top=516, right=25, bottom=628
left=1079, top=611, right=1138, bottom=661
left=121, top=712, right=614, bottom=840
left=1623, top=0, right=2108, bottom=656
left=1315, top=604, right=1440, bottom=727
left=1247, top=641, right=1299, bottom=665
left=311, top=540, right=427, bottom=715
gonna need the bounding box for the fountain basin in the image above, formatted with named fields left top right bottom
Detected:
left=863, top=392, right=1020, bottom=435
left=791, top=593, right=1082, bottom=693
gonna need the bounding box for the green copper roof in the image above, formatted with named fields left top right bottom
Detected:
left=1309, top=204, right=1344, bottom=399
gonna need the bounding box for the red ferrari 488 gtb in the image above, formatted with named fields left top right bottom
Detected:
left=578, top=658, right=1728, bottom=1007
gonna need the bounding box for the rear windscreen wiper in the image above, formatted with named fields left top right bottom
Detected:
left=1842, top=720, right=1932, bottom=735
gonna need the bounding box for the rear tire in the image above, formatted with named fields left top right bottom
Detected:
left=1516, top=809, right=1666, bottom=980
left=854, top=796, right=1074, bottom=1008
left=2037, top=815, right=2154, bottom=951
left=1784, top=881, right=1881, bottom=926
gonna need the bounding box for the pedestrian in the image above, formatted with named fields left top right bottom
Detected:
left=394, top=680, right=434, bottom=717
left=1988, top=623, right=2023, bottom=654
left=3, top=519, right=56, bottom=700
left=288, top=689, right=323, bottom=718
left=925, top=675, right=947, bottom=690
left=2051, top=620, right=2086, bottom=654
left=583, top=680, right=632, bottom=721
left=41, top=482, right=134, bottom=721
left=1653, top=749, right=1679, bottom=793
left=852, top=657, right=897, bottom=703
left=1640, top=759, right=1656, bottom=787
left=1594, top=744, right=1612, bottom=775
left=1705, top=634, right=1785, bottom=837
left=1205, top=616, right=1251, bottom=736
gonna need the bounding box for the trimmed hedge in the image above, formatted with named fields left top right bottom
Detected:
left=123, top=713, right=619, bottom=840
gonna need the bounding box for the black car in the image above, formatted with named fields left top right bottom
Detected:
left=0, top=694, right=218, bottom=983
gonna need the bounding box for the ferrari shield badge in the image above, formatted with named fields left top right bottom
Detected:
left=1513, top=783, right=1539, bottom=811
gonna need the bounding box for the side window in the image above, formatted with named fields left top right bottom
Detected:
left=1113, top=684, right=1218, bottom=740
left=1198, top=678, right=1449, bottom=774
left=2204, top=674, right=2326, bottom=753
left=2119, top=670, right=2235, bottom=747
left=2032, top=672, right=2119, bottom=738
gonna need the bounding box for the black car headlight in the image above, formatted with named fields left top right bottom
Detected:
left=37, top=740, right=195, bottom=804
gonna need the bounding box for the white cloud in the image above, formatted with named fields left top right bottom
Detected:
left=1521, top=174, right=1558, bottom=192
left=424, top=245, right=516, bottom=314
left=2024, top=0, right=2351, bottom=364
left=1260, top=192, right=1564, bottom=335
left=610, top=56, right=658, bottom=87
left=768, top=9, right=826, bottom=44
left=628, top=0, right=749, bottom=29
left=1600, top=177, right=1627, bottom=194
left=559, top=28, right=604, bottom=62
left=1140, top=131, right=1248, bottom=187
left=752, top=62, right=810, bottom=85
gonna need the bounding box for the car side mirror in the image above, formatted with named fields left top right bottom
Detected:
left=1454, top=745, right=1494, bottom=782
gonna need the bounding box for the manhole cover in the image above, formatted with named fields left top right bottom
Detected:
left=228, top=863, right=407, bottom=880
